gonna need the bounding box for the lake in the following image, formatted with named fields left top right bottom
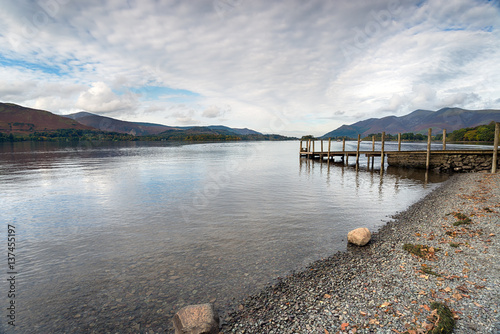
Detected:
left=0, top=140, right=477, bottom=333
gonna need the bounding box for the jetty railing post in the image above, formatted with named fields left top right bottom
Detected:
left=380, top=132, right=385, bottom=170
left=398, top=133, right=401, bottom=151
left=426, top=128, right=432, bottom=170
left=312, top=140, right=315, bottom=157
left=442, top=129, right=447, bottom=150
left=371, top=135, right=375, bottom=168
left=492, top=122, right=499, bottom=173
left=327, top=138, right=331, bottom=161
left=342, top=138, right=346, bottom=164
left=356, top=134, right=361, bottom=165
left=321, top=140, right=323, bottom=153
left=300, top=140, right=303, bottom=153
left=308, top=139, right=311, bottom=153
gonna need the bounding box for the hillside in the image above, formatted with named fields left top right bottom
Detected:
left=65, top=113, right=263, bottom=136
left=0, top=102, right=279, bottom=142
left=65, top=112, right=178, bottom=135
left=148, top=126, right=288, bottom=141
left=203, top=125, right=261, bottom=136
left=321, top=108, right=500, bottom=138
left=0, top=103, right=94, bottom=134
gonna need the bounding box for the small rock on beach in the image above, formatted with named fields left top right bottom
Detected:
left=347, top=227, right=371, bottom=246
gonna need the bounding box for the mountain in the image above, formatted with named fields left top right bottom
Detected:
left=204, top=125, right=261, bottom=136
left=0, top=102, right=267, bottom=139
left=152, top=126, right=289, bottom=141
left=0, top=103, right=94, bottom=134
left=321, top=108, right=500, bottom=139
left=65, top=113, right=264, bottom=136
left=65, top=112, right=178, bottom=135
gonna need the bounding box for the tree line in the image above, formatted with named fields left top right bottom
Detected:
left=0, top=129, right=294, bottom=142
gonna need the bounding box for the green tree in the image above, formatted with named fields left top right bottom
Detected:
left=464, top=130, right=477, bottom=141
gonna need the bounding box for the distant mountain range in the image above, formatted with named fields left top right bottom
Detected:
left=0, top=102, right=263, bottom=137
left=4, top=102, right=498, bottom=141
left=64, top=112, right=262, bottom=136
left=65, top=111, right=178, bottom=136
left=321, top=108, right=500, bottom=139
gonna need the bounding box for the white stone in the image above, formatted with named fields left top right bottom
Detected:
left=347, top=228, right=371, bottom=246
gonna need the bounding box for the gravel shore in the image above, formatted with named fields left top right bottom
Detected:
left=220, top=173, right=499, bottom=334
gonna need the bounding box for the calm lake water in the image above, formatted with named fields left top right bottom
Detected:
left=0, top=140, right=487, bottom=333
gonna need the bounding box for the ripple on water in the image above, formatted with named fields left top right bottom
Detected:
left=0, top=141, right=450, bottom=333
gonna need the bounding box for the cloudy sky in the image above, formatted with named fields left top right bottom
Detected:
left=0, top=0, right=499, bottom=136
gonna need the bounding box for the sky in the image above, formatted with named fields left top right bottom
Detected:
left=0, top=0, right=499, bottom=137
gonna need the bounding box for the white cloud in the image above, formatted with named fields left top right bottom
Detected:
left=0, top=0, right=499, bottom=135
left=75, top=81, right=138, bottom=114
left=202, top=105, right=229, bottom=118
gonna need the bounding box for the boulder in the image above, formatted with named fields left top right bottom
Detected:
left=347, top=228, right=371, bottom=246
left=173, top=303, right=219, bottom=334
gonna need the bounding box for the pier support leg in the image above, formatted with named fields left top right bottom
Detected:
left=380, top=132, right=385, bottom=170
left=426, top=128, right=432, bottom=171
left=442, top=129, right=447, bottom=150
left=492, top=122, right=499, bottom=173
left=356, top=134, right=361, bottom=166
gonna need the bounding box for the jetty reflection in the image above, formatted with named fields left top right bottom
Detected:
left=299, top=156, right=450, bottom=191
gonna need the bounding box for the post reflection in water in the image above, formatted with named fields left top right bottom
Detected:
left=299, top=156, right=448, bottom=198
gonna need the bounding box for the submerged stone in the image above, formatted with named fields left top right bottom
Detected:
left=173, top=303, right=219, bottom=334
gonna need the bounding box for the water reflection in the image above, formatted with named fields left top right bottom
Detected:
left=1, top=141, right=450, bottom=333
left=299, top=156, right=449, bottom=186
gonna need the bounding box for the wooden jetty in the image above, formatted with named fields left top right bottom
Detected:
left=300, top=125, right=500, bottom=173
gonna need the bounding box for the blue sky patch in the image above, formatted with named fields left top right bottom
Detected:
left=130, top=86, right=201, bottom=102
left=0, top=54, right=65, bottom=76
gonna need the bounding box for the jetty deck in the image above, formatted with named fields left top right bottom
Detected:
left=300, top=126, right=500, bottom=173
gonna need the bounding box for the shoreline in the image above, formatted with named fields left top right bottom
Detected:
left=219, top=173, right=499, bottom=333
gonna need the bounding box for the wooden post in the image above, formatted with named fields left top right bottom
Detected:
left=426, top=128, right=432, bottom=170
left=312, top=140, right=315, bottom=155
left=321, top=140, right=323, bottom=153
left=300, top=140, right=303, bottom=153
left=442, top=129, right=447, bottom=150
left=398, top=133, right=401, bottom=151
left=370, top=135, right=375, bottom=167
left=492, top=122, right=499, bottom=173
left=380, top=132, right=385, bottom=169
left=342, top=138, right=346, bottom=164
left=327, top=138, right=331, bottom=160
left=356, top=134, right=361, bottom=165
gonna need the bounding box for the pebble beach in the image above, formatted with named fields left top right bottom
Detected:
left=219, top=173, right=500, bottom=334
